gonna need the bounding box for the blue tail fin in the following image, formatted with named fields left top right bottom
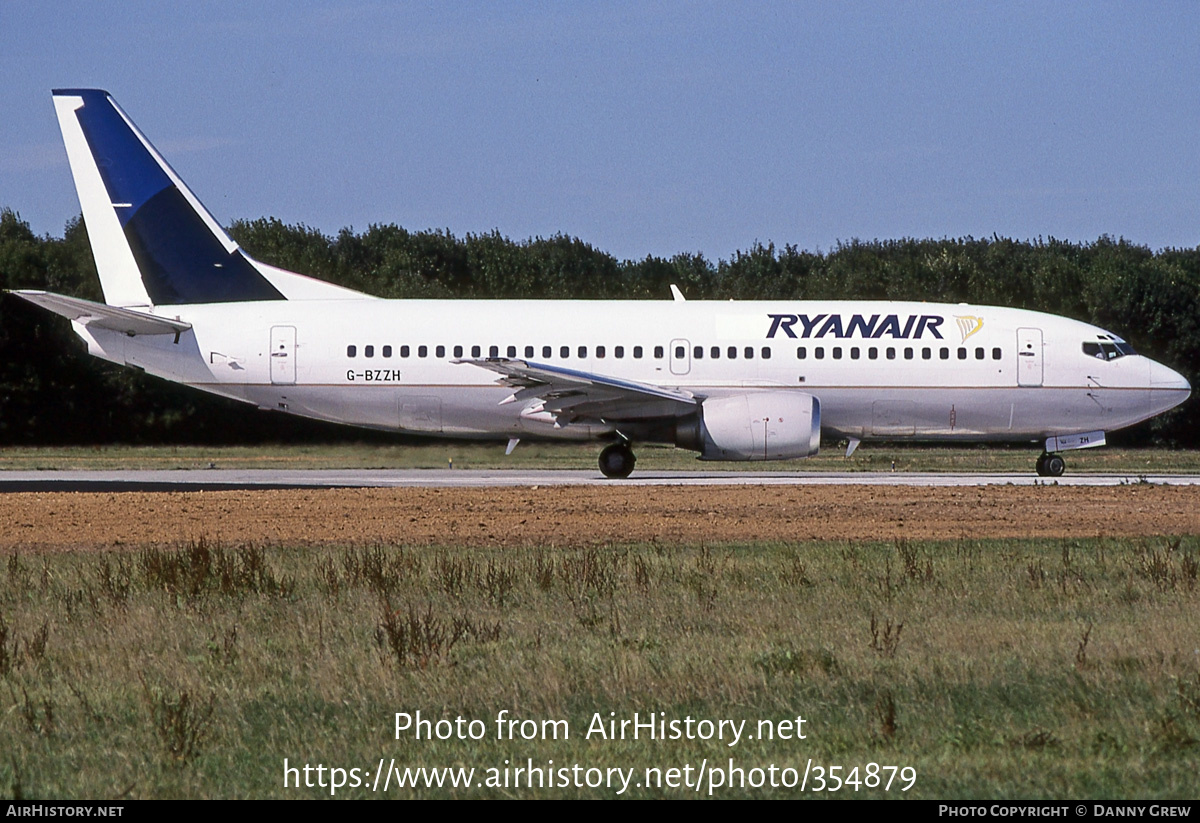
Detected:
left=53, top=89, right=285, bottom=305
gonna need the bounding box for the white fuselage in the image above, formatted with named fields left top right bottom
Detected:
left=73, top=298, right=1190, bottom=448
left=40, top=89, right=1192, bottom=466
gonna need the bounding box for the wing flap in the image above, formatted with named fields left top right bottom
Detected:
left=457, top=358, right=698, bottom=422
left=9, top=290, right=192, bottom=336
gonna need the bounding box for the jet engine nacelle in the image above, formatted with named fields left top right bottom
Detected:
left=676, top=391, right=821, bottom=461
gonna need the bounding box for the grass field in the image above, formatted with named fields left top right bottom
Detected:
left=3, top=536, right=1198, bottom=798
left=1, top=441, right=1199, bottom=473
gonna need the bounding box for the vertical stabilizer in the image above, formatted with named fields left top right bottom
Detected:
left=52, top=89, right=286, bottom=306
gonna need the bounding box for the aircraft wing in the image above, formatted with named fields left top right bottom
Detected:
left=9, top=290, right=192, bottom=336
left=457, top=358, right=698, bottom=422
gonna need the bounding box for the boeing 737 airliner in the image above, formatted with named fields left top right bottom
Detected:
left=11, top=90, right=1191, bottom=477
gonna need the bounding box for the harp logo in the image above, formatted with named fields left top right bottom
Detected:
left=956, top=316, right=984, bottom=343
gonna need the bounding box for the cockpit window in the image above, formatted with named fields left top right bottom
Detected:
left=1083, top=341, right=1137, bottom=360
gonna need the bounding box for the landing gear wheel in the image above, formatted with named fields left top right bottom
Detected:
left=598, top=443, right=636, bottom=479
left=1036, top=452, right=1065, bottom=477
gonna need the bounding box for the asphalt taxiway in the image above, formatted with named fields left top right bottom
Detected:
left=0, top=468, right=1198, bottom=492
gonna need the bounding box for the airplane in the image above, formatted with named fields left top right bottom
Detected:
left=9, top=89, right=1192, bottom=478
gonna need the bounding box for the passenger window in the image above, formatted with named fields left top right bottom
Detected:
left=761, top=347, right=771, bottom=359
left=597, top=346, right=606, bottom=358
left=524, top=345, right=534, bottom=358
left=543, top=346, right=552, bottom=358
left=921, top=347, right=931, bottom=360
left=578, top=346, right=588, bottom=358
left=453, top=345, right=463, bottom=358
left=833, top=347, right=842, bottom=360
left=975, top=347, right=984, bottom=360
left=886, top=347, right=896, bottom=360
left=436, top=345, right=445, bottom=358
left=744, top=347, right=754, bottom=360
left=383, top=345, right=392, bottom=358
left=815, top=347, right=824, bottom=360
left=347, top=345, right=357, bottom=358
left=400, top=345, right=410, bottom=358
left=727, top=346, right=737, bottom=359
left=850, top=347, right=860, bottom=360
left=507, top=346, right=517, bottom=358
left=471, top=345, right=481, bottom=357
left=868, top=347, right=878, bottom=360
left=655, top=346, right=664, bottom=359
left=711, top=346, right=720, bottom=359
left=957, top=348, right=967, bottom=360
left=673, top=346, right=683, bottom=359
left=797, top=347, right=807, bottom=360
left=418, top=345, right=427, bottom=358
left=634, top=346, right=644, bottom=358
left=365, top=345, right=374, bottom=358
left=489, top=345, right=499, bottom=357
left=561, top=346, right=570, bottom=359
left=615, top=346, right=625, bottom=358
left=992, top=348, right=1001, bottom=360
left=693, top=346, right=703, bottom=359
left=904, top=347, right=913, bottom=360
left=940, top=348, right=949, bottom=360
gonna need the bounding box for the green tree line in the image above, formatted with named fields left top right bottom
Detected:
left=1, top=207, right=1196, bottom=446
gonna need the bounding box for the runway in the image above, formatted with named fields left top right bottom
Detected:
left=1, top=468, right=1198, bottom=492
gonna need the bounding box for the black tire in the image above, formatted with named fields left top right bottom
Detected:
left=598, top=443, right=636, bottom=479
left=1035, top=454, right=1048, bottom=476
left=1044, top=454, right=1066, bottom=477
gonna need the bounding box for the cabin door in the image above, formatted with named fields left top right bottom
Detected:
left=1017, top=328, right=1043, bottom=387
left=269, top=326, right=296, bottom=385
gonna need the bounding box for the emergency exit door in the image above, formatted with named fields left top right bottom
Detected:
left=669, top=339, right=691, bottom=375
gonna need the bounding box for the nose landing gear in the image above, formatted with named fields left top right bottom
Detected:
left=1036, top=452, right=1066, bottom=477
left=598, top=442, right=637, bottom=479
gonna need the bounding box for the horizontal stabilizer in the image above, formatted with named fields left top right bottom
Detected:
left=9, top=290, right=192, bottom=336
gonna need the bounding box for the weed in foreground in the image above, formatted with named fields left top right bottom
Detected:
left=139, top=676, right=216, bottom=765
left=138, top=539, right=295, bottom=600
left=0, top=615, right=50, bottom=676
left=869, top=613, right=904, bottom=658
left=374, top=600, right=498, bottom=669
left=0, top=613, right=10, bottom=677
left=875, top=689, right=897, bottom=741
left=14, top=684, right=55, bottom=736
left=1075, top=623, right=1093, bottom=669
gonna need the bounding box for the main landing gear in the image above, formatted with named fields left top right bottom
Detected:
left=1036, top=452, right=1066, bottom=477
left=598, top=442, right=637, bottom=479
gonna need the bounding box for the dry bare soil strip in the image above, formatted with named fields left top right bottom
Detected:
left=2, top=484, right=1198, bottom=551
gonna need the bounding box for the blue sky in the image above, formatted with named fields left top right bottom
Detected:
left=2, top=1, right=1198, bottom=262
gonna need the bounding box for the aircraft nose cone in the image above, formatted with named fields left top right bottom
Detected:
left=1150, top=360, right=1190, bottom=390
left=1148, top=360, right=1191, bottom=413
